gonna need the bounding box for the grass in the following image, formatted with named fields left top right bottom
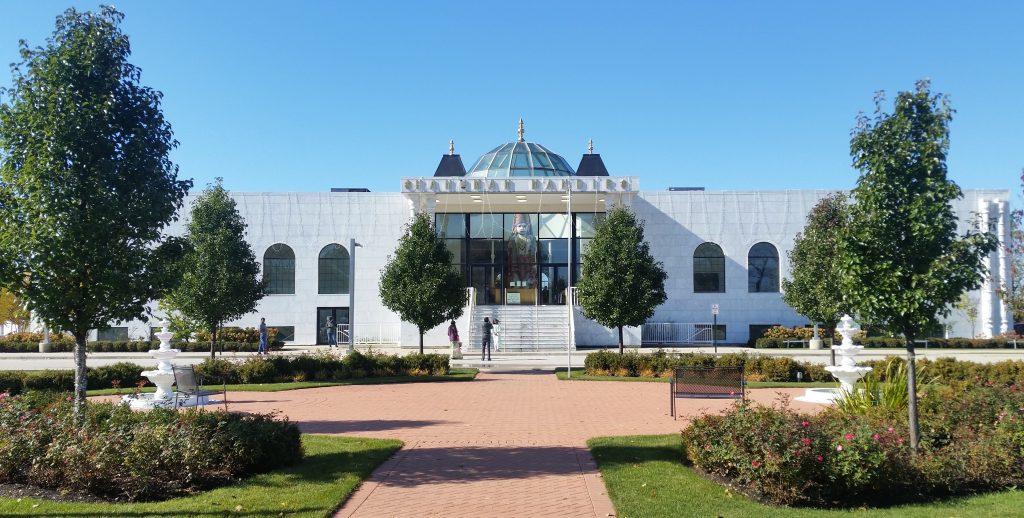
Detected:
left=555, top=370, right=835, bottom=389
left=86, top=368, right=479, bottom=396
left=0, top=434, right=401, bottom=517
left=588, top=434, right=1024, bottom=518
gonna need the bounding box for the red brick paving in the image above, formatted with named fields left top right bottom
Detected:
left=224, top=371, right=821, bottom=517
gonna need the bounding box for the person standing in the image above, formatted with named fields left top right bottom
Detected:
left=326, top=316, right=337, bottom=349
left=447, top=320, right=462, bottom=359
left=481, top=317, right=493, bottom=361
left=258, top=317, right=268, bottom=355
left=492, top=318, right=502, bottom=352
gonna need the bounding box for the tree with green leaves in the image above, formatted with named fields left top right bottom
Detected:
left=840, top=80, right=998, bottom=450
left=576, top=205, right=667, bottom=354
left=163, top=179, right=264, bottom=359
left=999, top=169, right=1024, bottom=325
left=782, top=193, right=852, bottom=341
left=0, top=7, right=191, bottom=415
left=379, top=212, right=466, bottom=354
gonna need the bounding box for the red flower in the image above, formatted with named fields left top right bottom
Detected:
left=801, top=421, right=810, bottom=428
left=751, top=460, right=761, bottom=468
left=844, top=433, right=855, bottom=441
left=802, top=437, right=811, bottom=445
left=872, top=433, right=881, bottom=440
left=816, top=455, right=824, bottom=462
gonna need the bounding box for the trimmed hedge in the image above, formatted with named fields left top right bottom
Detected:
left=0, top=340, right=285, bottom=353
left=755, top=336, right=1024, bottom=349
left=0, top=393, right=302, bottom=501
left=193, top=350, right=451, bottom=384
left=583, top=350, right=1024, bottom=386
left=0, top=352, right=452, bottom=395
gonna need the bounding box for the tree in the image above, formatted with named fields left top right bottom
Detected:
left=0, top=7, right=191, bottom=416
left=999, top=169, right=1024, bottom=325
left=379, top=212, right=466, bottom=354
left=163, top=180, right=264, bottom=359
left=839, top=80, right=998, bottom=450
left=782, top=193, right=852, bottom=340
left=955, top=293, right=979, bottom=338
left=576, top=205, right=667, bottom=354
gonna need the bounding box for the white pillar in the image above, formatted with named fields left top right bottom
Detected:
left=978, top=199, right=993, bottom=338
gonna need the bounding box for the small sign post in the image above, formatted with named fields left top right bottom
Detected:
left=711, top=304, right=719, bottom=354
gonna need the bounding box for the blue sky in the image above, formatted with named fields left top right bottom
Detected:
left=1, top=1, right=1022, bottom=195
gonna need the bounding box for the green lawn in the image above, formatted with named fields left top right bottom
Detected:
left=87, top=368, right=478, bottom=396
left=555, top=370, right=835, bottom=389
left=588, top=434, right=1024, bottom=518
left=0, top=434, right=401, bottom=517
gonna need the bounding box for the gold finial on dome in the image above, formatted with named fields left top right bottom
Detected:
left=588, top=138, right=594, bottom=154
left=449, top=139, right=455, bottom=156
left=517, top=117, right=525, bottom=142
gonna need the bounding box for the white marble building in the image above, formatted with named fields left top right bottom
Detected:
left=105, top=129, right=1011, bottom=349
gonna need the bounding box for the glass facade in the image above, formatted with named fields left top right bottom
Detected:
left=466, top=142, right=576, bottom=178
left=436, top=212, right=603, bottom=305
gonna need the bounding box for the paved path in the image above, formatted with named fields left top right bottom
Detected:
left=226, top=371, right=821, bottom=518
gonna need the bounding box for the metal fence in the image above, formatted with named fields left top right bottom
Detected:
left=641, top=323, right=715, bottom=345
left=338, top=323, right=401, bottom=345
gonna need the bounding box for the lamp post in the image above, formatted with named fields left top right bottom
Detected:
left=348, top=239, right=362, bottom=354
left=566, top=182, right=573, bottom=378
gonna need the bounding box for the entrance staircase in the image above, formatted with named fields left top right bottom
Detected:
left=466, top=305, right=571, bottom=352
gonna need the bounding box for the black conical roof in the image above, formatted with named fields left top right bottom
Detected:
left=433, top=154, right=467, bottom=177
left=576, top=153, right=609, bottom=176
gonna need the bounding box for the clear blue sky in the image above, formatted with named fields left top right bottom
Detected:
left=1, top=1, right=1022, bottom=195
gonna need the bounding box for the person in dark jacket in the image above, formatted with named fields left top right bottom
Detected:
left=481, top=317, right=493, bottom=361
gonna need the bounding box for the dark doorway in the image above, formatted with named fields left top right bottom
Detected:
left=317, top=307, right=349, bottom=345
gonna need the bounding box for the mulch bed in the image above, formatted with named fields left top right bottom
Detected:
left=0, top=482, right=111, bottom=503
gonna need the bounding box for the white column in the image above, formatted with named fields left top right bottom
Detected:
left=978, top=199, right=993, bottom=338
left=998, top=199, right=1010, bottom=334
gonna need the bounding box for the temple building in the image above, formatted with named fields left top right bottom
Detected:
left=105, top=121, right=1012, bottom=349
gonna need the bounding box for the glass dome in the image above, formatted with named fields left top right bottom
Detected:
left=467, top=141, right=576, bottom=178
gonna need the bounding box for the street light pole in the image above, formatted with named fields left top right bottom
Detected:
left=348, top=239, right=362, bottom=354
left=567, top=182, right=572, bottom=379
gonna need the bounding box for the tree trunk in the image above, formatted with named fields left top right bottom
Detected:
left=905, top=333, right=920, bottom=451
left=419, top=329, right=424, bottom=355
left=209, top=325, right=218, bottom=360
left=618, top=326, right=624, bottom=355
left=73, top=330, right=88, bottom=424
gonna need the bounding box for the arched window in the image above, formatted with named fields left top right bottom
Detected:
left=748, top=242, right=780, bottom=293
left=318, top=244, right=350, bottom=294
left=264, top=244, right=295, bottom=294
left=694, top=242, right=725, bottom=293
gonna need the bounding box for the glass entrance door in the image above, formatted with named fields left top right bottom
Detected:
left=539, top=266, right=569, bottom=305
left=471, top=265, right=502, bottom=305
left=317, top=307, right=349, bottom=345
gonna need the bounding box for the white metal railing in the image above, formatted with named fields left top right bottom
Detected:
left=641, top=323, right=715, bottom=344
left=338, top=323, right=400, bottom=345
left=569, top=286, right=579, bottom=306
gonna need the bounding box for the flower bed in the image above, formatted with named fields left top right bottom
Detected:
left=0, top=393, right=302, bottom=501
left=681, top=386, right=1024, bottom=507
left=755, top=336, right=1024, bottom=349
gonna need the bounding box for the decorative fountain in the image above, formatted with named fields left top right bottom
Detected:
left=123, top=320, right=181, bottom=410
left=796, top=315, right=873, bottom=404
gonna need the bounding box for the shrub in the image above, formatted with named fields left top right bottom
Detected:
left=0, top=395, right=302, bottom=501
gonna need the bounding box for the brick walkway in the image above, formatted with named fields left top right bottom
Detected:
left=226, top=371, right=821, bottom=517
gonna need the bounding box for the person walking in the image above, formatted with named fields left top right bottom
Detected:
left=481, top=317, right=493, bottom=361
left=326, top=316, right=337, bottom=349
left=258, top=317, right=268, bottom=355
left=447, top=320, right=462, bottom=359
